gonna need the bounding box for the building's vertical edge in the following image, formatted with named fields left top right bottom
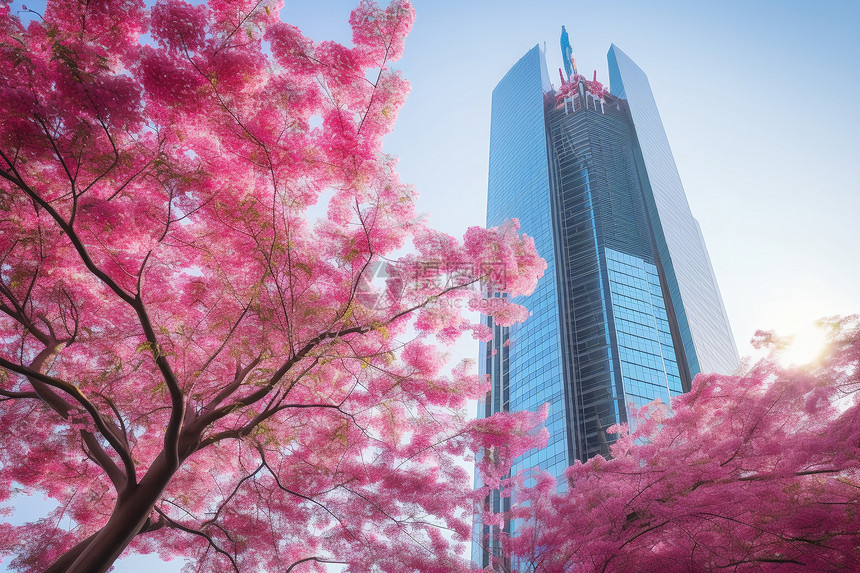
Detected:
left=473, top=43, right=568, bottom=567
left=607, top=44, right=739, bottom=376
left=544, top=75, right=581, bottom=471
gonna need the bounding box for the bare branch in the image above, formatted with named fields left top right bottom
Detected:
left=154, top=506, right=239, bottom=573
left=284, top=557, right=348, bottom=573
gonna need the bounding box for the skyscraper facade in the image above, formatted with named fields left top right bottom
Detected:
left=473, top=38, right=738, bottom=567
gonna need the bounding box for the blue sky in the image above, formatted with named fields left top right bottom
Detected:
left=3, top=0, right=860, bottom=570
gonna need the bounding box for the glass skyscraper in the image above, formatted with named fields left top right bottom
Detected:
left=473, top=39, right=738, bottom=568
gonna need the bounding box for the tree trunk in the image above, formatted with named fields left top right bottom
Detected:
left=43, top=533, right=97, bottom=573
left=49, top=455, right=177, bottom=573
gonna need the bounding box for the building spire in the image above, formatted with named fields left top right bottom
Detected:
left=560, top=25, right=578, bottom=80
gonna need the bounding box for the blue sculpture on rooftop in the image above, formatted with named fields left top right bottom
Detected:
left=560, top=25, right=576, bottom=79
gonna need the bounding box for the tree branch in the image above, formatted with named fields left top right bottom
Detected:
left=0, top=353, right=135, bottom=487
left=153, top=506, right=239, bottom=573
left=284, top=557, right=348, bottom=573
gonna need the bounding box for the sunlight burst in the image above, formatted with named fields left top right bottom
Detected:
left=776, top=322, right=829, bottom=367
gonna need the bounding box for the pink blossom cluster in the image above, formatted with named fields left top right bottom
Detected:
left=493, top=316, right=860, bottom=572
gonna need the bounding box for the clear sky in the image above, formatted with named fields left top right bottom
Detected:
left=3, top=1, right=859, bottom=571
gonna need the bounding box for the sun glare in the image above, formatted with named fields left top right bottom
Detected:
left=776, top=322, right=830, bottom=367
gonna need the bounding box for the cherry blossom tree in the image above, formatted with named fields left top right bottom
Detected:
left=497, top=317, right=860, bottom=572
left=0, top=0, right=548, bottom=570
